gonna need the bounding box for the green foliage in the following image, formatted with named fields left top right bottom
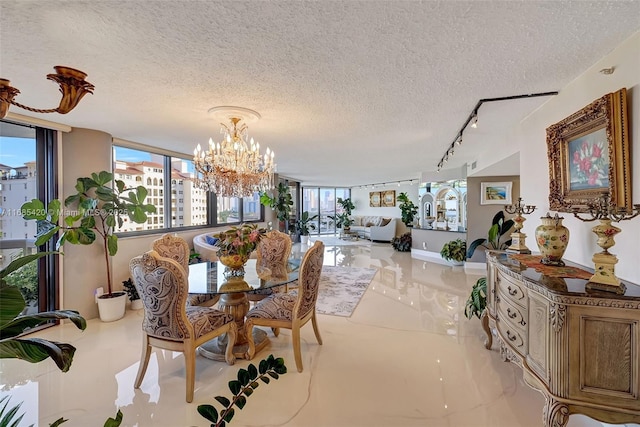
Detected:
left=122, top=278, right=139, bottom=301
left=295, top=211, right=319, bottom=236
left=48, top=409, right=122, bottom=426
left=3, top=253, right=38, bottom=304
left=391, top=232, right=412, bottom=252
left=0, top=395, right=28, bottom=427
left=260, top=183, right=293, bottom=232
left=465, top=277, right=487, bottom=319
left=328, top=198, right=355, bottom=230
left=22, top=170, right=156, bottom=295
left=197, top=354, right=287, bottom=426
left=397, top=192, right=418, bottom=227
left=467, top=211, right=514, bottom=258
left=440, top=239, right=467, bottom=262
left=0, top=252, right=86, bottom=372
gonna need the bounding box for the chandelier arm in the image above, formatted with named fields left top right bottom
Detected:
left=7, top=100, right=59, bottom=114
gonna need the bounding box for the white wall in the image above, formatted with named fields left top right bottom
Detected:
left=351, top=183, right=419, bottom=235
left=518, top=31, right=640, bottom=283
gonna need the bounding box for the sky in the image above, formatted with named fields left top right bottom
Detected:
left=0, top=137, right=36, bottom=167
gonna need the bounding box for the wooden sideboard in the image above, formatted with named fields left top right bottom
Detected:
left=484, top=252, right=640, bottom=427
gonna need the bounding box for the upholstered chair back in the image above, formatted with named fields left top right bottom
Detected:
left=130, top=250, right=193, bottom=340
left=256, top=230, right=292, bottom=280
left=294, top=240, right=324, bottom=319
left=152, top=234, right=190, bottom=271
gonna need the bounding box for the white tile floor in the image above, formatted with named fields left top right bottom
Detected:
left=1, top=241, right=609, bottom=426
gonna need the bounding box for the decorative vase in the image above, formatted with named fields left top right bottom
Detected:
left=535, top=214, right=570, bottom=266
left=219, top=253, right=250, bottom=279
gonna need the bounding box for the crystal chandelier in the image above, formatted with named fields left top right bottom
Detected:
left=193, top=107, right=275, bottom=197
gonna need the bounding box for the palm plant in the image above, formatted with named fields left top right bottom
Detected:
left=467, top=211, right=514, bottom=258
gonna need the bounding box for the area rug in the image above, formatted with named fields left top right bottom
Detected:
left=310, top=236, right=371, bottom=247
left=315, top=266, right=377, bottom=317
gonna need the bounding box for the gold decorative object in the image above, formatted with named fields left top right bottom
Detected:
left=547, top=88, right=630, bottom=213
left=504, top=197, right=536, bottom=254
left=0, top=66, right=94, bottom=119
left=193, top=106, right=275, bottom=197
left=573, top=194, right=640, bottom=294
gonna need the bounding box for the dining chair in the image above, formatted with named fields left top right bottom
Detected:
left=245, top=240, right=324, bottom=372
left=248, top=230, right=292, bottom=304
left=152, top=233, right=219, bottom=307
left=130, top=250, right=237, bottom=403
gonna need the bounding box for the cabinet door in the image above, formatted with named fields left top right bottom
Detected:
left=568, top=306, right=640, bottom=410
left=527, top=291, right=549, bottom=385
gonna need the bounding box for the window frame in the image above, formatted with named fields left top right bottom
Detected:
left=113, top=145, right=264, bottom=238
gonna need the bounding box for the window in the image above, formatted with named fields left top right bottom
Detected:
left=302, top=187, right=350, bottom=235
left=113, top=147, right=263, bottom=233
left=1, top=121, right=58, bottom=314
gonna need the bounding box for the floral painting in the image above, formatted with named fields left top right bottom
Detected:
left=568, top=128, right=609, bottom=191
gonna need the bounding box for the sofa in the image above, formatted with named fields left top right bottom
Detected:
left=349, top=216, right=397, bottom=242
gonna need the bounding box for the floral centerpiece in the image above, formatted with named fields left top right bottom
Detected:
left=213, top=223, right=266, bottom=272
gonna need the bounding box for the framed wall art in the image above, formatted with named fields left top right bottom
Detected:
left=369, top=191, right=381, bottom=207
left=480, top=182, right=512, bottom=205
left=382, top=190, right=396, bottom=207
left=547, top=88, right=630, bottom=212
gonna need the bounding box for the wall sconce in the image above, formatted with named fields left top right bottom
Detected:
left=0, top=66, right=95, bottom=119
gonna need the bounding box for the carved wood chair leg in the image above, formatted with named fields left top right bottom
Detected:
left=184, top=343, right=196, bottom=403
left=292, top=326, right=303, bottom=372
left=134, top=334, right=152, bottom=388
left=272, top=327, right=280, bottom=337
left=311, top=312, right=323, bottom=345
left=481, top=309, right=492, bottom=350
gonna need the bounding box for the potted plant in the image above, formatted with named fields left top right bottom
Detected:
left=397, top=192, right=418, bottom=227
left=296, top=211, right=319, bottom=245
left=122, top=278, right=142, bottom=310
left=22, top=171, right=156, bottom=322
left=328, top=197, right=355, bottom=231
left=440, top=239, right=467, bottom=265
left=464, top=277, right=487, bottom=319
left=260, top=182, right=293, bottom=233
left=391, top=232, right=412, bottom=252
left=467, top=211, right=514, bottom=259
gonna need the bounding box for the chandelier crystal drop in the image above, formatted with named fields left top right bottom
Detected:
left=193, top=112, right=276, bottom=197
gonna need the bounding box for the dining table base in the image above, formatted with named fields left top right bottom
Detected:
left=198, top=284, right=269, bottom=361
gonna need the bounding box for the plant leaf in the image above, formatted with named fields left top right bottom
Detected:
left=228, top=380, right=241, bottom=395
left=222, top=407, right=235, bottom=423
left=214, top=396, right=230, bottom=407
left=49, top=416, right=68, bottom=426
left=248, top=363, right=258, bottom=380
left=107, top=235, right=118, bottom=256
left=0, top=285, right=26, bottom=325
left=235, top=395, right=247, bottom=410
left=0, top=337, right=77, bottom=372
left=103, top=409, right=123, bottom=427
left=1, top=309, right=86, bottom=339
left=237, top=368, right=250, bottom=385
left=196, top=405, right=218, bottom=423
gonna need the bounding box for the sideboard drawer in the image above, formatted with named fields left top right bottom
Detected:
left=497, top=318, right=526, bottom=354
left=497, top=271, right=527, bottom=307
left=497, top=294, right=528, bottom=329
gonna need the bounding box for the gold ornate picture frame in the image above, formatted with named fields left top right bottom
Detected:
left=382, top=190, right=396, bottom=207
left=369, top=191, right=381, bottom=207
left=547, top=88, right=631, bottom=212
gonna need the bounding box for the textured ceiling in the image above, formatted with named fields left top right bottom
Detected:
left=1, top=1, right=639, bottom=186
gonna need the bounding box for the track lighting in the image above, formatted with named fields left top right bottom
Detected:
left=470, top=114, right=478, bottom=128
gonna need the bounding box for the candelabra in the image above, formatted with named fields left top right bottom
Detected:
left=573, top=194, right=640, bottom=295
left=504, top=197, right=536, bottom=254
left=0, top=66, right=94, bottom=119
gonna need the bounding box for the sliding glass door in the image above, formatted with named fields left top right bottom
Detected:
left=302, top=187, right=350, bottom=235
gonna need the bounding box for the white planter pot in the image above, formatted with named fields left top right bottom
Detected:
left=300, top=235, right=310, bottom=245
left=97, top=291, right=127, bottom=322
left=130, top=299, right=143, bottom=310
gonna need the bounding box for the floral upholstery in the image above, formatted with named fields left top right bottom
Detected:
left=249, top=230, right=292, bottom=301
left=246, top=293, right=296, bottom=321
left=152, top=233, right=219, bottom=307
left=130, top=252, right=192, bottom=340
left=255, top=230, right=292, bottom=280
left=186, top=305, right=234, bottom=337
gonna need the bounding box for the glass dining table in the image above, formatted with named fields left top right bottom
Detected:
left=188, top=258, right=300, bottom=361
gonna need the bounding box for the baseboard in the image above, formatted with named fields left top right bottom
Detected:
left=411, top=249, right=456, bottom=266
